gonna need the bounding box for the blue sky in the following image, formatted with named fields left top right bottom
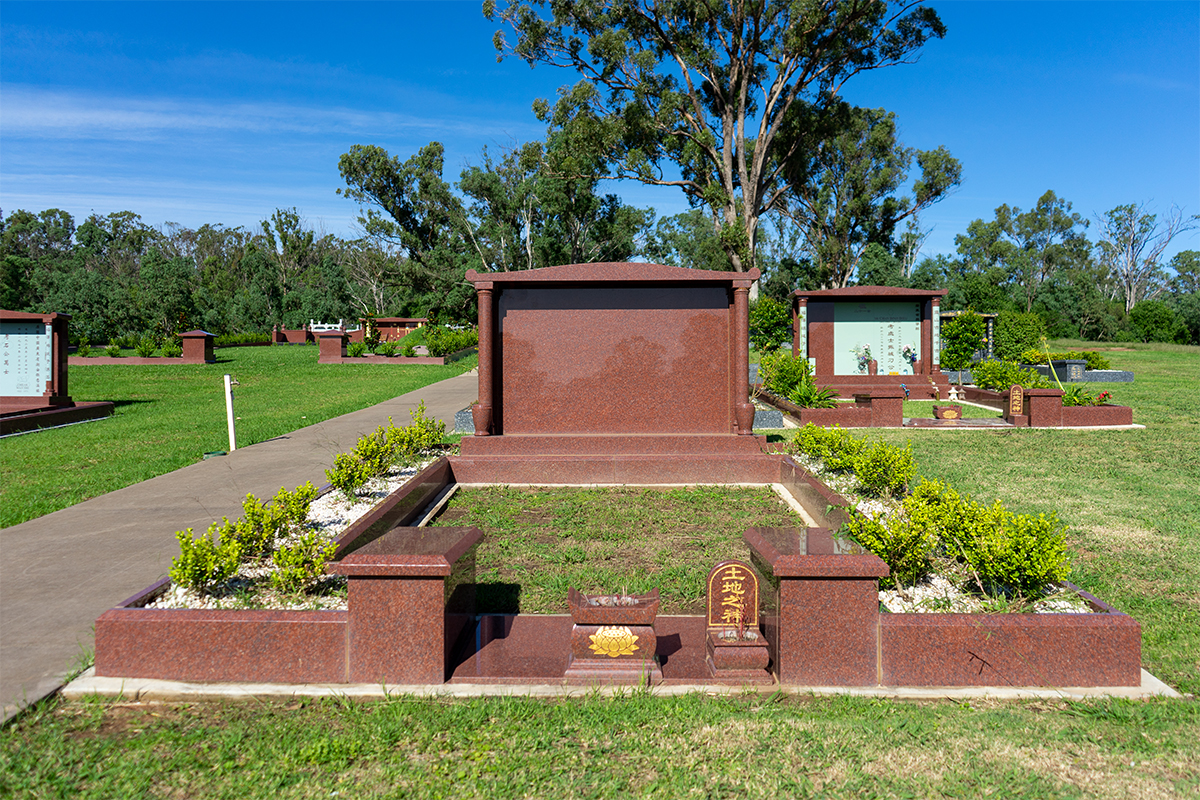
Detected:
left=2, top=0, right=1197, bottom=263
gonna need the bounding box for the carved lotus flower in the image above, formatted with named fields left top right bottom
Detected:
left=588, top=626, right=639, bottom=658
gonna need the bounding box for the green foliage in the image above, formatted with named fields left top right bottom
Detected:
left=214, top=332, right=271, bottom=347
left=748, top=297, right=791, bottom=353
left=1129, top=300, right=1189, bottom=343
left=939, top=311, right=986, bottom=370
left=324, top=403, right=445, bottom=501
left=759, top=350, right=838, bottom=408
left=75, top=342, right=92, bottom=357
left=1018, top=349, right=1111, bottom=370
left=401, top=343, right=417, bottom=357
left=844, top=511, right=935, bottom=589
left=423, top=325, right=478, bottom=357
left=270, top=532, right=337, bottom=594
left=993, top=310, right=1046, bottom=360
left=169, top=525, right=242, bottom=592
left=853, top=440, right=915, bottom=497
left=133, top=334, right=157, bottom=357
left=787, top=381, right=839, bottom=410
left=1061, top=386, right=1113, bottom=407
left=376, top=340, right=398, bottom=357
left=159, top=338, right=183, bottom=358
left=347, top=341, right=368, bottom=358
left=970, top=360, right=1051, bottom=391
left=104, top=340, right=122, bottom=357
left=791, top=424, right=864, bottom=472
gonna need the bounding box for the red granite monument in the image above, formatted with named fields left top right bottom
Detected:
left=790, top=286, right=950, bottom=398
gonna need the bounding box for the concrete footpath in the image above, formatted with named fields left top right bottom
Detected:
left=0, top=371, right=478, bottom=721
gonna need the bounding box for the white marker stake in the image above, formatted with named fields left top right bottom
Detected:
left=224, top=374, right=238, bottom=452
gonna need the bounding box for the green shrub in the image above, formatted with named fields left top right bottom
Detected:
left=347, top=341, right=368, bottom=358
left=424, top=325, right=478, bottom=357
left=1061, top=386, right=1114, bottom=407
left=377, top=340, right=398, bottom=357
left=104, top=340, right=122, bottom=357
left=270, top=532, right=337, bottom=594
left=169, top=525, right=242, bottom=592
left=787, top=381, right=839, bottom=409
left=401, top=343, right=417, bottom=358
left=75, top=342, right=92, bottom=357
left=993, top=310, right=1045, bottom=361
left=956, top=502, right=1070, bottom=597
left=939, top=311, right=986, bottom=370
left=970, top=360, right=1051, bottom=391
left=160, top=338, right=183, bottom=358
left=854, top=440, right=915, bottom=497
left=749, top=296, right=792, bottom=353
left=133, top=334, right=158, bottom=358
left=386, top=401, right=446, bottom=464
left=1018, top=349, right=1111, bottom=371
left=791, top=424, right=864, bottom=471
left=273, top=482, right=317, bottom=528
left=844, top=511, right=935, bottom=589
left=214, top=332, right=271, bottom=347
left=1129, top=300, right=1189, bottom=343
left=903, top=479, right=1070, bottom=599
left=326, top=451, right=374, bottom=501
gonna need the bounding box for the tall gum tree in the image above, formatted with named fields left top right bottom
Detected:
left=486, top=0, right=946, bottom=271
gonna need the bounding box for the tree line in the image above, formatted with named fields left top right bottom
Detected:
left=2, top=0, right=1196, bottom=344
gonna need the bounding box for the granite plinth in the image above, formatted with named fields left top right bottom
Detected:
left=756, top=388, right=905, bottom=427
left=95, top=606, right=348, bottom=683
left=746, top=527, right=888, bottom=686
left=0, top=401, right=113, bottom=435
left=448, top=615, right=728, bottom=685
left=706, top=632, right=772, bottom=682
left=880, top=611, right=1142, bottom=687
left=933, top=404, right=963, bottom=420
left=1060, top=403, right=1134, bottom=426
left=316, top=331, right=348, bottom=363
left=328, top=526, right=481, bottom=684
left=179, top=330, right=216, bottom=363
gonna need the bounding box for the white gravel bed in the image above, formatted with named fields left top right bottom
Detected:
left=146, top=462, right=429, bottom=611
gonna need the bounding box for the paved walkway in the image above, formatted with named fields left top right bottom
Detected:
left=0, top=371, right=478, bottom=721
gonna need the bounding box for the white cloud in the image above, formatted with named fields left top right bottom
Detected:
left=0, top=84, right=539, bottom=142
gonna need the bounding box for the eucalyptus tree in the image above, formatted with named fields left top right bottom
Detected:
left=776, top=100, right=960, bottom=287
left=1096, top=203, right=1199, bottom=313
left=486, top=0, right=946, bottom=272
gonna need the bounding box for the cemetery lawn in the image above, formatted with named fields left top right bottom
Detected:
left=871, top=341, right=1200, bottom=697
left=429, top=485, right=800, bottom=614
left=3, top=693, right=1197, bottom=798
left=0, top=346, right=477, bottom=528
left=3, top=342, right=1198, bottom=800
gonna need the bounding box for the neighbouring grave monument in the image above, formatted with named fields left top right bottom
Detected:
left=1, top=310, right=112, bottom=435
left=790, top=286, right=950, bottom=399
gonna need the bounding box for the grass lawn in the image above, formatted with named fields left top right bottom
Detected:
left=0, top=345, right=477, bottom=528
left=430, top=485, right=800, bottom=614
left=1, top=340, right=1197, bottom=799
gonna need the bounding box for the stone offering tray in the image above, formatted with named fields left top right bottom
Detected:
left=94, top=453, right=1143, bottom=690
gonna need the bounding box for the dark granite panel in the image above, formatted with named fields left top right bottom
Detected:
left=880, top=613, right=1142, bottom=687
left=0, top=401, right=114, bottom=435
left=496, top=286, right=733, bottom=435
left=94, top=609, right=347, bottom=683
left=777, top=578, right=880, bottom=685
left=347, top=576, right=446, bottom=684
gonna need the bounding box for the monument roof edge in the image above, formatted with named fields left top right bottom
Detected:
left=466, top=263, right=760, bottom=286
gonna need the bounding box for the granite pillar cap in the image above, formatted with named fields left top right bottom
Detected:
left=328, top=526, right=482, bottom=577
left=745, top=526, right=889, bottom=578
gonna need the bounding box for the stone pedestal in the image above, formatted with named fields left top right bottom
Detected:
left=705, top=631, right=772, bottom=683
left=317, top=330, right=349, bottom=363
left=327, top=526, right=480, bottom=685
left=564, top=588, right=662, bottom=685
left=179, top=329, right=215, bottom=363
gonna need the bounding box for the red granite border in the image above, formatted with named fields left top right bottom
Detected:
left=92, top=453, right=1143, bottom=688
